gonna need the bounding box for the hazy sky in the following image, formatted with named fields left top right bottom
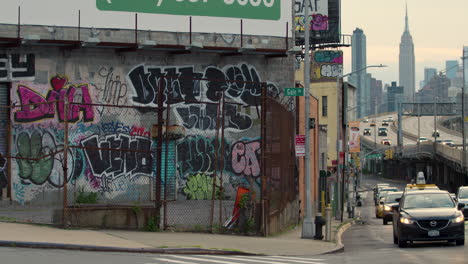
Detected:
left=341, top=0, right=468, bottom=90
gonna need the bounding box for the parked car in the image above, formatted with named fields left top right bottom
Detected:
left=364, top=128, right=372, bottom=136
left=381, top=138, right=391, bottom=145
left=378, top=127, right=388, bottom=136
left=370, top=120, right=376, bottom=127
left=392, top=190, right=465, bottom=247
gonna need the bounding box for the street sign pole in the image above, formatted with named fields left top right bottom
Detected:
left=302, top=4, right=315, bottom=239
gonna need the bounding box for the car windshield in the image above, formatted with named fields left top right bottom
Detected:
left=419, top=137, right=427, bottom=140
left=403, top=193, right=455, bottom=209
left=458, top=188, right=468, bottom=199
left=384, top=193, right=402, bottom=203
left=444, top=140, right=454, bottom=143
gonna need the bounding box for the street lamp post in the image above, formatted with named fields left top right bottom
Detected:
left=336, top=64, right=387, bottom=221
left=302, top=4, right=314, bottom=239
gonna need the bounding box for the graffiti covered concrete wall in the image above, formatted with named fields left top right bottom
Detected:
left=8, top=48, right=293, bottom=205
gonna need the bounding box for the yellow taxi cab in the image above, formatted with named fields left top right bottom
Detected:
left=405, top=172, right=440, bottom=192
left=376, top=196, right=386, bottom=218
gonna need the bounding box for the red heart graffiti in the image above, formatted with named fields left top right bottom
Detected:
left=51, top=76, right=67, bottom=91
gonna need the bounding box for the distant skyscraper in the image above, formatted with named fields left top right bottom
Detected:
left=399, top=5, right=415, bottom=102
left=446, top=60, right=458, bottom=79
left=387, top=82, right=404, bottom=112
left=424, top=68, right=437, bottom=86
left=350, top=28, right=367, bottom=117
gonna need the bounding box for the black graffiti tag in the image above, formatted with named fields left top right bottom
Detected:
left=0, top=53, right=35, bottom=81
left=81, top=134, right=152, bottom=179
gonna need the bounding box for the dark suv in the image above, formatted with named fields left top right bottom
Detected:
left=392, top=190, right=465, bottom=248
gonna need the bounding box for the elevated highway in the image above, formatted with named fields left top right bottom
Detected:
left=359, top=112, right=467, bottom=190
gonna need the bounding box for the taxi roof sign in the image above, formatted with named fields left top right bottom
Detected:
left=405, top=184, right=439, bottom=191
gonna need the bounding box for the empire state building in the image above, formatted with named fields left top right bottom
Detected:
left=399, top=6, right=415, bottom=102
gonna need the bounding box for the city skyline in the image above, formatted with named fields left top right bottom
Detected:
left=342, top=0, right=468, bottom=90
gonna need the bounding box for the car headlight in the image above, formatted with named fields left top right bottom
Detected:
left=452, top=215, right=464, bottom=223
left=384, top=205, right=391, bottom=211
left=400, top=217, right=414, bottom=224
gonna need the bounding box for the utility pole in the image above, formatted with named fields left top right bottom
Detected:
left=302, top=3, right=314, bottom=239
left=463, top=48, right=467, bottom=167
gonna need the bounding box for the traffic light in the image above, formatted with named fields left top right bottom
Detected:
left=384, top=149, right=393, bottom=160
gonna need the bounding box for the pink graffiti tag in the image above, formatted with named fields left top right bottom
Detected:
left=130, top=126, right=151, bottom=137
left=311, top=14, right=328, bottom=31
left=231, top=141, right=261, bottom=178
left=14, top=76, right=95, bottom=123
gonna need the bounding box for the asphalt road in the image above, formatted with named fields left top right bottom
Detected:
left=402, top=116, right=462, bottom=145
left=321, top=176, right=468, bottom=264
left=361, top=113, right=417, bottom=147
left=2, top=176, right=467, bottom=264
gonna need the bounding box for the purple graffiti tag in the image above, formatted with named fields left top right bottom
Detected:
left=15, top=85, right=54, bottom=122
left=14, top=76, right=95, bottom=123
left=231, top=140, right=261, bottom=178
left=311, top=14, right=328, bottom=31
left=67, top=85, right=95, bottom=122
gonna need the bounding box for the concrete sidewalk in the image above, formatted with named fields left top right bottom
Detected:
left=0, top=216, right=354, bottom=256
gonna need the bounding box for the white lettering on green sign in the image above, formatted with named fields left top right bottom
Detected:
left=97, top=0, right=280, bottom=20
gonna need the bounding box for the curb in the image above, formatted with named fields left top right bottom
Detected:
left=0, top=240, right=257, bottom=255
left=322, top=220, right=354, bottom=254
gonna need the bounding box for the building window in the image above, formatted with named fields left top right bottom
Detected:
left=322, top=96, right=328, bottom=116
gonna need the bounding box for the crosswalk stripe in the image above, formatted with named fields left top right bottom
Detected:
left=200, top=255, right=324, bottom=264
left=271, top=256, right=325, bottom=261
left=193, top=255, right=291, bottom=264
left=149, top=258, right=196, bottom=264
left=245, top=256, right=325, bottom=264
left=168, top=255, right=241, bottom=264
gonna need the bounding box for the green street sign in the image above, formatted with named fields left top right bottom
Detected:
left=96, top=0, right=280, bottom=20
left=366, top=153, right=382, bottom=159
left=284, top=87, right=304, bottom=96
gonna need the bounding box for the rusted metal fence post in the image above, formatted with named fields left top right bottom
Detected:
left=209, top=100, right=221, bottom=232
left=62, top=99, right=69, bottom=227
left=155, top=77, right=164, bottom=229
left=162, top=85, right=172, bottom=230
left=219, top=93, right=226, bottom=230
left=260, top=82, right=268, bottom=236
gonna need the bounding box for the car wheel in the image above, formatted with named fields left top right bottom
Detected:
left=456, top=239, right=465, bottom=246
left=383, top=219, right=388, bottom=225
left=398, top=238, right=407, bottom=248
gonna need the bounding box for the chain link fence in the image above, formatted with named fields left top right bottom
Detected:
left=1, top=75, right=298, bottom=235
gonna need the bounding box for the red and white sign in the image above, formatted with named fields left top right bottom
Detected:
left=295, top=135, right=306, bottom=157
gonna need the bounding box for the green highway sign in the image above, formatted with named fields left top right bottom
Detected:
left=284, top=87, right=304, bottom=96
left=366, top=153, right=382, bottom=159
left=96, top=0, right=281, bottom=20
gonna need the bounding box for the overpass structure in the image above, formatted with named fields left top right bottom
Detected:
left=359, top=106, right=467, bottom=191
